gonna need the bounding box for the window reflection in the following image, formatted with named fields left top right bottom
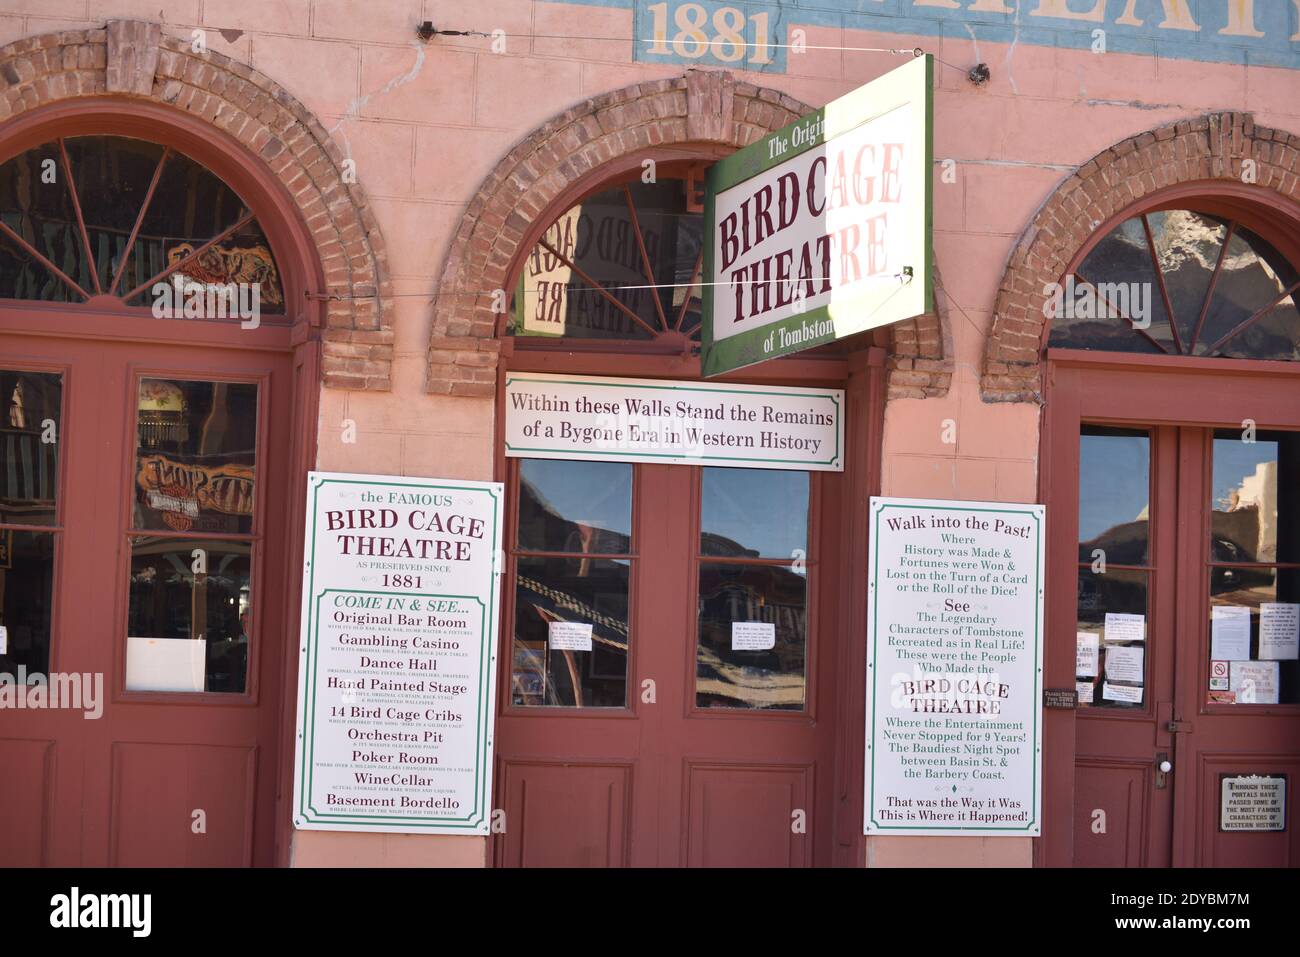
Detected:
left=510, top=178, right=703, bottom=341
left=133, top=379, right=258, bottom=534
left=701, top=468, right=808, bottom=560
left=511, top=459, right=633, bottom=708
left=1048, top=211, right=1300, bottom=360
left=1208, top=430, right=1298, bottom=705
left=125, top=537, right=251, bottom=694
left=1078, top=427, right=1150, bottom=565
left=696, top=562, right=807, bottom=710
left=1211, top=431, right=1296, bottom=564
left=0, top=369, right=62, bottom=680
left=512, top=555, right=629, bottom=707
left=1, top=371, right=61, bottom=526
left=0, top=530, right=55, bottom=677
left=1075, top=568, right=1148, bottom=710
left=517, top=459, right=631, bottom=551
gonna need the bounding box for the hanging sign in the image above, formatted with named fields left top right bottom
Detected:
left=865, top=497, right=1045, bottom=837
left=504, top=372, right=843, bottom=471
left=293, top=471, right=503, bottom=835
left=701, top=54, right=933, bottom=377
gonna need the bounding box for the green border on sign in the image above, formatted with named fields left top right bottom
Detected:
left=702, top=55, right=934, bottom=378
left=295, top=477, right=501, bottom=832
left=503, top=374, right=843, bottom=469
left=865, top=502, right=1043, bottom=834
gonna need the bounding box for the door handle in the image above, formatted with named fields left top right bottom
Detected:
left=1155, top=751, right=1172, bottom=789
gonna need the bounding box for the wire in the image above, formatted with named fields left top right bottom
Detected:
left=312, top=270, right=914, bottom=301
left=435, top=29, right=923, bottom=56
left=428, top=27, right=972, bottom=73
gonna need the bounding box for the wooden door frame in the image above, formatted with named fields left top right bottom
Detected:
left=0, top=98, right=326, bottom=868
left=1039, top=348, right=1300, bottom=867
left=489, top=338, right=887, bottom=866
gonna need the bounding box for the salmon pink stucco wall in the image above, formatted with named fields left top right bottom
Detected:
left=5, top=0, right=1296, bottom=867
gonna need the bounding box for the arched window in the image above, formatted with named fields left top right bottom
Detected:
left=1048, top=208, right=1299, bottom=360
left=0, top=135, right=284, bottom=317
left=507, top=165, right=706, bottom=347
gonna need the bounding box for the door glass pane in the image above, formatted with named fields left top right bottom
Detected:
left=701, top=468, right=808, bottom=559
left=1079, top=426, right=1150, bottom=565
left=125, top=537, right=251, bottom=693
left=1207, top=571, right=1299, bottom=705
left=1075, top=567, right=1148, bottom=710
left=517, top=459, right=632, bottom=552
left=511, top=555, right=629, bottom=707
left=1211, top=430, right=1297, bottom=563
left=1, top=370, right=61, bottom=526
left=696, top=562, right=807, bottom=711
left=133, top=378, right=258, bottom=534
left=0, top=530, right=55, bottom=677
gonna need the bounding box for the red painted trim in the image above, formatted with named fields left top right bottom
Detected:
left=57, top=137, right=101, bottom=295
left=833, top=345, right=886, bottom=867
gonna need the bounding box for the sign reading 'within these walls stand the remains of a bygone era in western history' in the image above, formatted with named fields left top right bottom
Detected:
left=702, top=54, right=932, bottom=377
left=504, top=372, right=844, bottom=471
left=293, top=472, right=503, bottom=834
left=865, top=497, right=1044, bottom=837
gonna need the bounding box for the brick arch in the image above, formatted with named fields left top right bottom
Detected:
left=0, top=20, right=392, bottom=389
left=426, top=71, right=952, bottom=397
left=982, top=112, right=1300, bottom=403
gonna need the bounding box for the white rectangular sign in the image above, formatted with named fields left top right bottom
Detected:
left=1075, top=632, right=1099, bottom=677
left=1211, top=604, right=1252, bottom=660
left=1104, top=645, right=1144, bottom=684
left=1104, top=612, right=1145, bottom=643
left=865, top=497, right=1044, bottom=837
left=504, top=373, right=844, bottom=471
left=292, top=471, right=503, bottom=835
left=1230, top=659, right=1280, bottom=705
left=1260, top=603, right=1299, bottom=660
left=732, top=621, right=776, bottom=651
left=1221, top=775, right=1286, bottom=831
left=549, top=621, right=593, bottom=652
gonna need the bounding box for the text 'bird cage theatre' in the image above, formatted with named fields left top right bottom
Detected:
left=0, top=1, right=1298, bottom=871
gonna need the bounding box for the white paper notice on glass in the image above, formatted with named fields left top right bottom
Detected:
left=1230, top=660, right=1279, bottom=704
left=548, top=621, right=593, bottom=652
left=1076, top=633, right=1099, bottom=677
left=1076, top=681, right=1095, bottom=705
left=1104, top=645, right=1145, bottom=683
left=1259, top=603, right=1300, bottom=661
left=732, top=621, right=776, bottom=651
left=1211, top=605, right=1252, bottom=660
left=0, top=624, right=7, bottom=655
left=1104, top=613, right=1145, bottom=643
left=125, top=636, right=207, bottom=693
left=1102, top=682, right=1143, bottom=704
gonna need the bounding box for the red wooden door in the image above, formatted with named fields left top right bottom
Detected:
left=1171, top=427, right=1300, bottom=866
left=1070, top=424, right=1178, bottom=867
left=494, top=459, right=840, bottom=866
left=0, top=334, right=292, bottom=866
left=1047, top=356, right=1300, bottom=868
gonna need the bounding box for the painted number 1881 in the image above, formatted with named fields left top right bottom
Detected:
left=638, top=1, right=785, bottom=72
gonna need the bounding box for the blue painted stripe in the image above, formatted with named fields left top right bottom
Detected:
left=539, top=0, right=1300, bottom=71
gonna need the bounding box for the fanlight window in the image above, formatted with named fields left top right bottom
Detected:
left=1048, top=209, right=1300, bottom=360
left=508, top=175, right=704, bottom=343
left=0, top=135, right=284, bottom=316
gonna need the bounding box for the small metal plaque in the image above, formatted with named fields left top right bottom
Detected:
left=1044, top=688, right=1077, bottom=709
left=1220, top=775, right=1287, bottom=832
